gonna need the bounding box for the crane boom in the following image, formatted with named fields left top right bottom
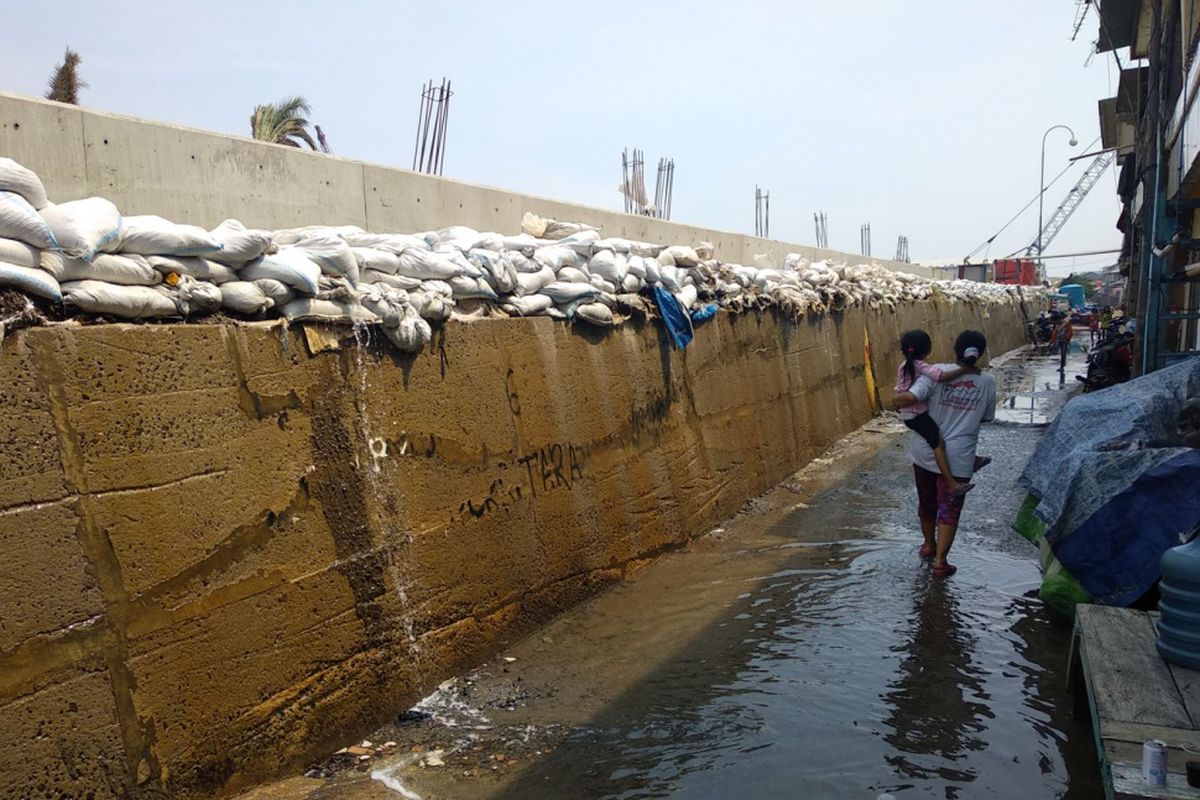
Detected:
left=1024, top=152, right=1115, bottom=257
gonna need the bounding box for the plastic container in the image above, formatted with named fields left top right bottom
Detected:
left=1157, top=538, right=1200, bottom=670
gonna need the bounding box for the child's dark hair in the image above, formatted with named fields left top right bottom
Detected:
left=955, top=329, right=987, bottom=366
left=899, top=330, right=933, bottom=383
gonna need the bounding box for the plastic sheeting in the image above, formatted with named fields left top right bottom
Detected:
left=1017, top=358, right=1200, bottom=606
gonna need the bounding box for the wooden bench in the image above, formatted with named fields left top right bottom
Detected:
left=1070, top=605, right=1200, bottom=799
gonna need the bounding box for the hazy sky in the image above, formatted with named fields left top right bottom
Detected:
left=2, top=1, right=1123, bottom=275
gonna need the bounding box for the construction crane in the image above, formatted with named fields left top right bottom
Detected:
left=1022, top=152, right=1115, bottom=257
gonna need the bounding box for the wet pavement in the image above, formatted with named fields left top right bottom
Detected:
left=243, top=344, right=1100, bottom=800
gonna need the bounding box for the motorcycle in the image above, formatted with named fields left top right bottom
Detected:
left=1076, top=332, right=1134, bottom=392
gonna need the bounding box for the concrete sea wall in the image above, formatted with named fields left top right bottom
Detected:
left=0, top=300, right=1029, bottom=800
left=0, top=91, right=927, bottom=276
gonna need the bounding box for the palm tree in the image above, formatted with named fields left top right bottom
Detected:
left=250, top=96, right=317, bottom=149
left=46, top=48, right=86, bottom=104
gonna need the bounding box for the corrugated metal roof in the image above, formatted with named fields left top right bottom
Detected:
left=1097, top=0, right=1140, bottom=53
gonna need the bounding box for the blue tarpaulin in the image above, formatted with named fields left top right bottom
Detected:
left=1017, top=358, right=1200, bottom=606
left=653, top=286, right=694, bottom=349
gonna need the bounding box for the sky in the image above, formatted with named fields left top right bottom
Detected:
left=1, top=1, right=1124, bottom=277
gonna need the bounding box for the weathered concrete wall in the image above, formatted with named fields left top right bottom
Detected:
left=0, top=298, right=1028, bottom=800
left=0, top=91, right=929, bottom=276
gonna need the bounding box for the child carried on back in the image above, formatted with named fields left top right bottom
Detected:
left=894, top=330, right=976, bottom=497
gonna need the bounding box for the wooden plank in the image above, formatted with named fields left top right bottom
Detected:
left=1104, top=720, right=1200, bottom=752
left=1112, top=761, right=1200, bottom=800
left=1077, top=606, right=1192, bottom=728
left=1106, top=740, right=1200, bottom=778
left=1167, top=661, right=1200, bottom=731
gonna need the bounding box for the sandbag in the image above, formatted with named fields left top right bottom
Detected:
left=502, top=294, right=553, bottom=316
left=253, top=278, right=295, bottom=308
left=381, top=306, right=432, bottom=353
left=219, top=281, right=274, bottom=314
left=0, top=158, right=49, bottom=209
left=147, top=255, right=238, bottom=284
left=410, top=289, right=453, bottom=321
left=396, top=248, right=469, bottom=280
left=588, top=250, right=629, bottom=285
left=62, top=280, right=179, bottom=318
left=448, top=275, right=499, bottom=300
left=208, top=219, right=273, bottom=264
left=117, top=215, right=222, bottom=256
left=0, top=260, right=61, bottom=302
left=272, top=224, right=364, bottom=245
left=513, top=265, right=555, bottom=297
left=342, top=232, right=431, bottom=253
left=503, top=250, right=538, bottom=273
left=523, top=212, right=599, bottom=240
left=171, top=276, right=222, bottom=315
left=533, top=245, right=582, bottom=271
left=542, top=281, right=599, bottom=304
left=621, top=273, right=644, bottom=293
left=0, top=191, right=59, bottom=250
left=556, top=266, right=589, bottom=283
left=0, top=237, right=40, bottom=269
left=240, top=250, right=321, bottom=295
left=469, top=248, right=517, bottom=294
left=362, top=269, right=423, bottom=290
left=575, top=302, right=614, bottom=327
left=658, top=245, right=699, bottom=268
left=39, top=198, right=122, bottom=260
left=278, top=297, right=378, bottom=325
left=287, top=235, right=359, bottom=282
left=352, top=247, right=401, bottom=275
left=675, top=284, right=699, bottom=309
left=57, top=254, right=161, bottom=286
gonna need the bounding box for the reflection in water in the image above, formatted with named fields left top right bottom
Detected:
left=883, top=580, right=988, bottom=786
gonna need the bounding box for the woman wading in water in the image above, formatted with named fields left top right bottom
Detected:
left=893, top=330, right=996, bottom=577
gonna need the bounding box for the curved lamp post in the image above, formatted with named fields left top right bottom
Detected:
left=1038, top=125, right=1079, bottom=259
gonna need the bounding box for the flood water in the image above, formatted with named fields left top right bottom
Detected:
left=284, top=346, right=1103, bottom=800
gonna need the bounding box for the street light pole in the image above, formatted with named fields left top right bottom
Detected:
left=1038, top=125, right=1079, bottom=267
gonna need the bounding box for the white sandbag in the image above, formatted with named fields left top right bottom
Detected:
left=542, top=281, right=599, bottom=304
left=556, top=266, right=589, bottom=284
left=147, top=255, right=237, bottom=284
left=625, top=255, right=648, bottom=279
left=208, top=219, right=273, bottom=264
left=240, top=250, right=321, bottom=295
left=58, top=254, right=161, bottom=286
left=643, top=259, right=661, bottom=285
left=502, top=250, right=538, bottom=274
left=436, top=225, right=481, bottom=247
left=448, top=275, right=499, bottom=300
left=352, top=247, right=401, bottom=275
left=278, top=297, right=378, bottom=325
left=0, top=191, right=59, bottom=250
left=117, top=215, right=221, bottom=256
left=575, top=302, right=614, bottom=327
left=253, top=278, right=295, bottom=307
left=382, top=306, right=432, bottom=353
left=545, top=221, right=598, bottom=240
left=589, top=275, right=618, bottom=294
left=588, top=250, right=629, bottom=285
left=0, top=237, right=40, bottom=269
left=171, top=276, right=222, bottom=315
left=342, top=231, right=431, bottom=253
left=0, top=158, right=49, bottom=209
left=362, top=269, right=422, bottom=290
left=421, top=279, right=454, bottom=298
left=621, top=273, right=644, bottom=293
left=502, top=294, right=553, bottom=316
left=593, top=238, right=633, bottom=254
left=499, top=233, right=543, bottom=254
left=62, top=280, right=179, bottom=318
left=0, top=260, right=61, bottom=301
left=658, top=245, right=699, bottom=268
left=696, top=242, right=715, bottom=260
left=287, top=235, right=359, bottom=282
left=272, top=224, right=364, bottom=245
left=513, top=264, right=556, bottom=297
left=220, top=281, right=274, bottom=314
left=675, top=284, right=698, bottom=309
left=533, top=245, right=582, bottom=271
left=396, top=248, right=470, bottom=280
left=658, top=265, right=682, bottom=292
left=410, top=289, right=453, bottom=321
left=469, top=248, right=518, bottom=294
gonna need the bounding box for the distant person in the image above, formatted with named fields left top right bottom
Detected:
left=1088, top=313, right=1100, bottom=346
left=894, top=330, right=977, bottom=497
left=1049, top=313, right=1073, bottom=371
left=894, top=331, right=997, bottom=578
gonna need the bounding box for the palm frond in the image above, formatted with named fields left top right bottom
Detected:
left=250, top=95, right=318, bottom=149
left=46, top=47, right=86, bottom=105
